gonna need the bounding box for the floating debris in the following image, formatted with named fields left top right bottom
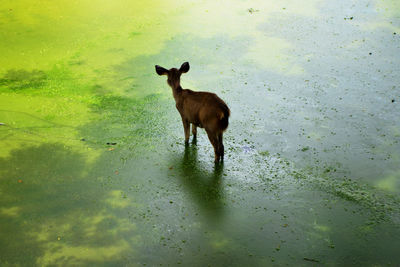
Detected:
left=300, top=146, right=310, bottom=152
left=248, top=8, right=259, bottom=14
left=242, top=145, right=255, bottom=153
left=106, top=142, right=117, bottom=145
left=304, top=257, right=320, bottom=263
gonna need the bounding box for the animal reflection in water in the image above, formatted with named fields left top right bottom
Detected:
left=174, top=143, right=225, bottom=217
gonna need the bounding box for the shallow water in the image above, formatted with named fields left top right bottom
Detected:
left=1, top=0, right=399, bottom=266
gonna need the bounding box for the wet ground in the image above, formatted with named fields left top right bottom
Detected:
left=1, top=0, right=399, bottom=266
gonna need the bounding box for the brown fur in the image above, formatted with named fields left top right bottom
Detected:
left=155, top=62, right=230, bottom=163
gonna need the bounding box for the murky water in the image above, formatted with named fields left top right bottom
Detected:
left=1, top=0, right=399, bottom=266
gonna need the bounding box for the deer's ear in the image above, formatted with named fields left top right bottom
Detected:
left=179, top=62, right=190, bottom=73
left=155, top=65, right=168, bottom=76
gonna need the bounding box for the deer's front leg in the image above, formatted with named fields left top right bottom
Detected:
left=182, top=119, right=190, bottom=144
left=192, top=124, right=197, bottom=139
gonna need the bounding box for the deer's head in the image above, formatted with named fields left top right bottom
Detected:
left=155, top=62, right=190, bottom=89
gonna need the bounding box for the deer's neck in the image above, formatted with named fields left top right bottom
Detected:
left=170, top=83, right=182, bottom=101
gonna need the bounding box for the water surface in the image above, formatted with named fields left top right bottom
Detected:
left=1, top=0, right=399, bottom=266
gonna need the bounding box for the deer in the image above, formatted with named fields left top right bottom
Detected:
left=155, top=62, right=230, bottom=163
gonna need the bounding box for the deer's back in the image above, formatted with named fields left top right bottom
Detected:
left=178, top=89, right=230, bottom=131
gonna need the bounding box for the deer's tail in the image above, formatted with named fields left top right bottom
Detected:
left=219, top=104, right=230, bottom=132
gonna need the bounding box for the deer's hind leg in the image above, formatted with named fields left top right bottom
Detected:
left=206, top=130, right=220, bottom=163
left=218, top=132, right=224, bottom=161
